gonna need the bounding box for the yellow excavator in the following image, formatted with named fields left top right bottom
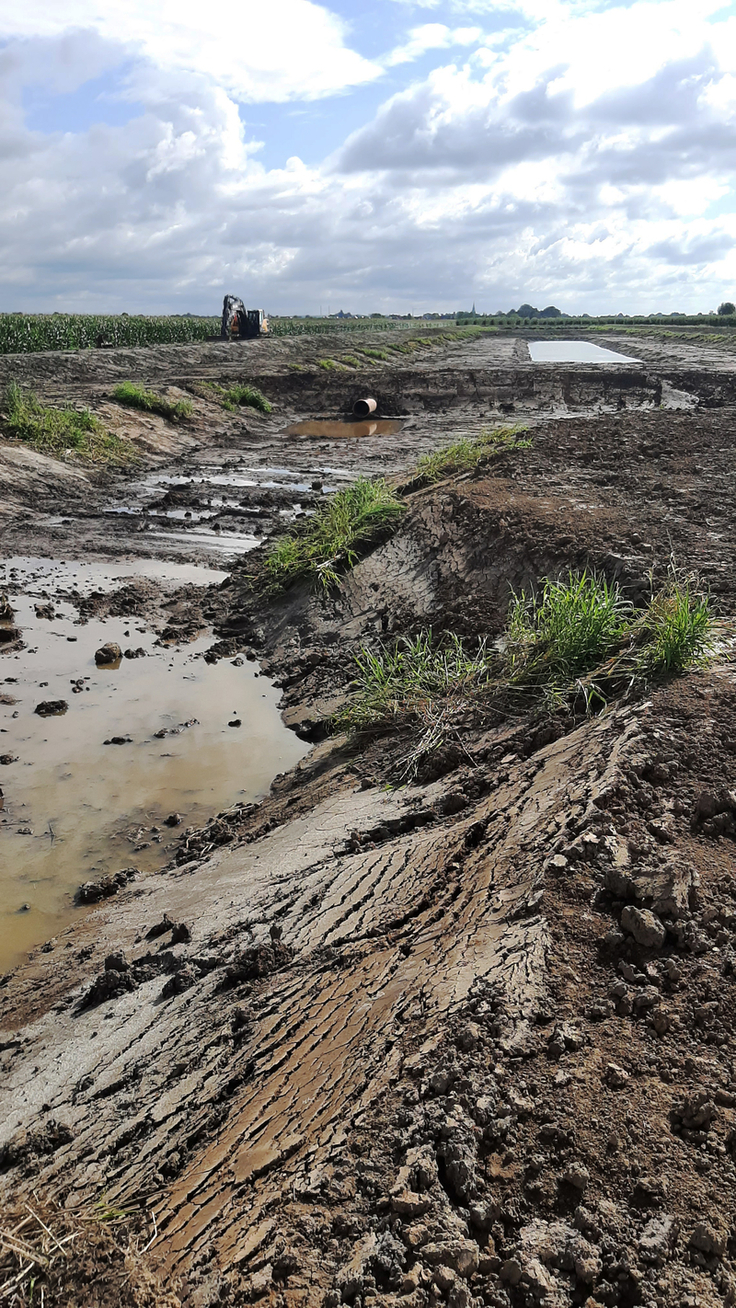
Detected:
left=220, top=294, right=269, bottom=339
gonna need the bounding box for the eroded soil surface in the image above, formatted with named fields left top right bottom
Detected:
left=1, top=330, right=736, bottom=1308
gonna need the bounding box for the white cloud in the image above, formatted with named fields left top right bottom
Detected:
left=2, top=0, right=736, bottom=313
left=0, top=0, right=382, bottom=102
left=384, top=23, right=482, bottom=67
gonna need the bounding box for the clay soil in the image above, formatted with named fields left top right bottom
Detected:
left=1, top=330, right=736, bottom=1308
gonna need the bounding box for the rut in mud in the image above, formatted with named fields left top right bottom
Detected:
left=1, top=332, right=736, bottom=1308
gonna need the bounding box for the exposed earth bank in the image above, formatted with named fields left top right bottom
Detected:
left=1, top=333, right=736, bottom=1308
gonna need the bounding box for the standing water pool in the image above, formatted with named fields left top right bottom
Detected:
left=0, top=558, right=308, bottom=973
left=528, top=341, right=641, bottom=364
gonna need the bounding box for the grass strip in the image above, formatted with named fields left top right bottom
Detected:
left=403, top=426, right=531, bottom=488
left=266, top=477, right=407, bottom=591
left=112, top=381, right=192, bottom=421
left=2, top=383, right=137, bottom=465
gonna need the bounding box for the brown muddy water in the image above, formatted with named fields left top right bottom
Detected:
left=0, top=557, right=308, bottom=973
left=283, top=419, right=403, bottom=439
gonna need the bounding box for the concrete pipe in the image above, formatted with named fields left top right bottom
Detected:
left=353, top=397, right=377, bottom=417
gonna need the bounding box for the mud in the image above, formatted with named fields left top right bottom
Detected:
left=1, top=328, right=736, bottom=1308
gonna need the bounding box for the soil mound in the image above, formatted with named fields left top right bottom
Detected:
left=1, top=402, right=736, bottom=1307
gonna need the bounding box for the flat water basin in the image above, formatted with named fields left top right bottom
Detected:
left=528, top=341, right=641, bottom=363
left=283, top=419, right=403, bottom=439
left=0, top=558, right=307, bottom=973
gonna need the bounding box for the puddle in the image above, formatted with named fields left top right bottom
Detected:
left=528, top=341, right=641, bottom=364
left=283, top=419, right=403, bottom=439
left=0, top=559, right=308, bottom=973
left=144, top=528, right=261, bottom=554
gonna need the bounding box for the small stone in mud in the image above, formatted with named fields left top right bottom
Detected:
left=76, top=868, right=136, bottom=904
left=104, top=736, right=132, bottom=745
left=34, top=699, right=68, bottom=716
left=95, top=642, right=122, bottom=665
left=164, top=812, right=182, bottom=827
left=124, top=648, right=147, bottom=659
left=161, top=965, right=197, bottom=998
left=0, top=754, right=19, bottom=765
left=228, top=718, right=242, bottom=727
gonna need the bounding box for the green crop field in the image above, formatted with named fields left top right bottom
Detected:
left=0, top=314, right=220, bottom=354
left=0, top=313, right=422, bottom=356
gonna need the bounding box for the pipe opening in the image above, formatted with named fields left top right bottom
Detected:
left=353, top=397, right=377, bottom=417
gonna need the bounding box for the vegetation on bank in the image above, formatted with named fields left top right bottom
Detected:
left=265, top=478, right=407, bottom=591
left=264, top=427, right=531, bottom=592
left=193, top=380, right=273, bottom=413
left=218, top=383, right=272, bottom=413
left=335, top=570, right=716, bottom=769
left=404, top=426, right=531, bottom=487
left=1, top=383, right=137, bottom=464
left=112, top=381, right=192, bottom=421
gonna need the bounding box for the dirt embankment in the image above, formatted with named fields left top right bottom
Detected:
left=2, top=388, right=736, bottom=1308
left=2, top=326, right=733, bottom=565
left=213, top=406, right=736, bottom=735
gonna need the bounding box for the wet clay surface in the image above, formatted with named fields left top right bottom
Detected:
left=1, top=329, right=736, bottom=1308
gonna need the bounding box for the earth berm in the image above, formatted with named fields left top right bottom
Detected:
left=2, top=382, right=736, bottom=1308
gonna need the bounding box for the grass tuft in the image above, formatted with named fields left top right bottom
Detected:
left=633, top=570, right=714, bottom=674
left=504, top=570, right=631, bottom=686
left=2, top=382, right=137, bottom=464
left=266, top=476, right=406, bottom=591
left=112, top=380, right=192, bottom=421
left=356, top=347, right=390, bottom=362
left=334, top=631, right=494, bottom=734
left=218, top=383, right=272, bottom=413
left=405, top=426, right=531, bottom=487
left=336, top=568, right=718, bottom=766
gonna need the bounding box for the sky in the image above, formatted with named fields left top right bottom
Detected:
left=1, top=0, right=736, bottom=315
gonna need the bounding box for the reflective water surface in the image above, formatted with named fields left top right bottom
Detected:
left=528, top=341, right=641, bottom=363
left=0, top=558, right=307, bottom=973
left=283, top=419, right=403, bottom=439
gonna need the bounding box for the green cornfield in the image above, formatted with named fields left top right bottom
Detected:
left=0, top=314, right=423, bottom=356
left=0, top=315, right=220, bottom=354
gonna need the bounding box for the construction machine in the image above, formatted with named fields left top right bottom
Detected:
left=221, top=294, right=269, bottom=339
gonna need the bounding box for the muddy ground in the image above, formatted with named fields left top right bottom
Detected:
left=1, top=329, right=736, bottom=1308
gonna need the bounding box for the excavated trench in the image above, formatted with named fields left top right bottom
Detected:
left=1, top=333, right=736, bottom=1308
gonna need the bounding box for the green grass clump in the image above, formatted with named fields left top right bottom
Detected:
left=334, top=631, right=494, bottom=733
left=504, top=571, right=631, bottom=685
left=407, top=426, right=531, bottom=486
left=356, top=347, right=390, bottom=361
left=266, top=477, right=406, bottom=590
left=341, top=355, right=362, bottom=368
left=337, top=569, right=717, bottom=758
left=2, top=382, right=137, bottom=464
left=634, top=574, right=714, bottom=674
left=318, top=358, right=344, bottom=371
left=219, top=383, right=272, bottom=413
left=112, top=381, right=192, bottom=421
